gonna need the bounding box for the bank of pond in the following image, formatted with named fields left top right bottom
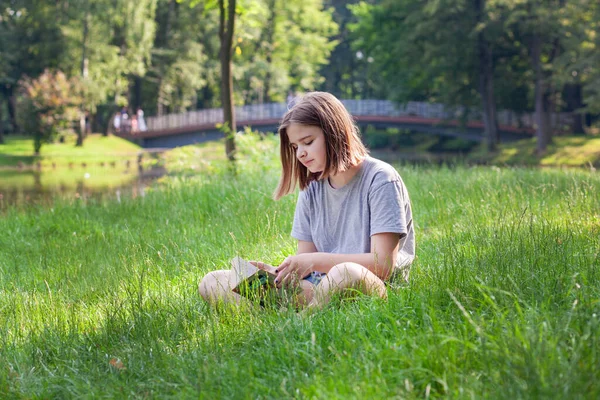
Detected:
left=1, top=130, right=599, bottom=210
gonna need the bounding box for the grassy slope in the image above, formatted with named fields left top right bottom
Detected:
left=3, top=133, right=600, bottom=169
left=0, top=134, right=599, bottom=398
left=0, top=134, right=148, bottom=192
left=0, top=134, right=141, bottom=167
left=469, top=135, right=600, bottom=167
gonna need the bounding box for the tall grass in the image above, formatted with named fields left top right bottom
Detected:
left=1, top=135, right=599, bottom=398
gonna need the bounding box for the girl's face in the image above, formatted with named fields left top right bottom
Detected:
left=286, top=123, right=327, bottom=174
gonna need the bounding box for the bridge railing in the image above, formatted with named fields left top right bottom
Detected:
left=146, top=99, right=573, bottom=133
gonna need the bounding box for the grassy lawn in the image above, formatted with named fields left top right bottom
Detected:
left=1, top=134, right=599, bottom=398
left=0, top=167, right=142, bottom=195
left=469, top=135, right=600, bottom=168
left=0, top=134, right=142, bottom=168
left=0, top=134, right=154, bottom=203
left=2, top=132, right=600, bottom=170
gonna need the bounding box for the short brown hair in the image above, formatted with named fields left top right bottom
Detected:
left=273, top=92, right=368, bottom=200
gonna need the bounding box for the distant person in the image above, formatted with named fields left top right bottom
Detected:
left=199, top=92, right=415, bottom=309
left=113, top=112, right=121, bottom=133
left=120, top=107, right=130, bottom=133
left=131, top=115, right=138, bottom=133
left=137, top=107, right=147, bottom=131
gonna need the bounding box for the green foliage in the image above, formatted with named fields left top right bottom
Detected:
left=228, top=0, right=339, bottom=104
left=350, top=0, right=480, bottom=106
left=18, top=70, right=83, bottom=154
left=363, top=126, right=478, bottom=153
left=60, top=0, right=157, bottom=113
left=0, top=2, right=66, bottom=86
left=553, top=0, right=600, bottom=114
left=350, top=0, right=599, bottom=117
left=317, top=0, right=380, bottom=99
left=349, top=0, right=600, bottom=154
left=142, top=0, right=338, bottom=113
left=363, top=126, right=408, bottom=150
left=146, top=0, right=213, bottom=113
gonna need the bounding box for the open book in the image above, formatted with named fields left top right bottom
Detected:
left=231, top=257, right=278, bottom=297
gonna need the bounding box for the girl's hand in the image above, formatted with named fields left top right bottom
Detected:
left=275, top=254, right=315, bottom=288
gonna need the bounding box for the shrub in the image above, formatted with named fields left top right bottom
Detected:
left=18, top=70, right=82, bottom=154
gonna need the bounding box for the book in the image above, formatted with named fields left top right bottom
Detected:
left=230, top=256, right=278, bottom=297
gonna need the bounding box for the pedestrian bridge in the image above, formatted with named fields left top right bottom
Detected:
left=117, top=99, right=567, bottom=148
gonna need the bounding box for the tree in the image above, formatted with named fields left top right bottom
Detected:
left=148, top=0, right=211, bottom=115
left=188, top=0, right=337, bottom=107
left=350, top=0, right=501, bottom=150
left=0, top=104, right=4, bottom=143
left=500, top=0, right=570, bottom=153
left=319, top=0, right=377, bottom=99
left=475, top=0, right=499, bottom=151
left=580, top=2, right=600, bottom=116
left=19, top=70, right=82, bottom=155
left=236, top=0, right=337, bottom=103
left=61, top=0, right=158, bottom=136
left=219, top=0, right=237, bottom=161
left=553, top=0, right=600, bottom=131
left=0, top=2, right=66, bottom=135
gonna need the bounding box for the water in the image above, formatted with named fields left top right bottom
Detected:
left=0, top=165, right=166, bottom=211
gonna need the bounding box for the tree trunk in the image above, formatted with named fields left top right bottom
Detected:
left=7, top=86, right=18, bottom=133
left=531, top=34, right=552, bottom=154
left=106, top=112, right=115, bottom=136
left=219, top=0, right=237, bottom=162
left=0, top=100, right=4, bottom=144
left=133, top=76, right=142, bottom=110
left=165, top=0, right=175, bottom=44
left=262, top=0, right=277, bottom=103
left=563, top=83, right=585, bottom=134
left=156, top=0, right=175, bottom=116
left=474, top=0, right=499, bottom=152
left=78, top=8, right=90, bottom=147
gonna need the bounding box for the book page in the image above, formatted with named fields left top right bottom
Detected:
left=231, top=256, right=277, bottom=296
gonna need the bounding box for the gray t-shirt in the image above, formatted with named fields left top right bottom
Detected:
left=291, top=156, right=415, bottom=279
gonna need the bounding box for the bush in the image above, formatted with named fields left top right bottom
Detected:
left=18, top=70, right=82, bottom=154
left=363, top=125, right=408, bottom=150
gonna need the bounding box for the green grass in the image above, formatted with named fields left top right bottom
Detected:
left=469, top=135, right=600, bottom=168
left=1, top=134, right=599, bottom=398
left=0, top=134, right=142, bottom=168
left=0, top=165, right=141, bottom=190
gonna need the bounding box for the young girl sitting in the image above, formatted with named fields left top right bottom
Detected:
left=199, top=92, right=415, bottom=308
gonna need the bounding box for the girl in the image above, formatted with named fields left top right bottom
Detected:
left=199, top=92, right=415, bottom=308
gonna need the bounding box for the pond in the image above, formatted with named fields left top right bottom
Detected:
left=0, top=163, right=166, bottom=211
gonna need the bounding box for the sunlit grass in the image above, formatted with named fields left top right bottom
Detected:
left=0, top=134, right=141, bottom=167
left=0, top=134, right=599, bottom=398
left=0, top=165, right=139, bottom=190
left=469, top=135, right=600, bottom=167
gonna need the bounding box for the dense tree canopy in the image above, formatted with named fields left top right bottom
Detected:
left=350, top=0, right=599, bottom=152
left=0, top=0, right=337, bottom=151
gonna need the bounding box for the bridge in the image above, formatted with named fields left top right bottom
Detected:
left=116, top=99, right=571, bottom=148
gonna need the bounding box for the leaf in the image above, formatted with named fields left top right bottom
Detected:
left=109, top=358, right=126, bottom=370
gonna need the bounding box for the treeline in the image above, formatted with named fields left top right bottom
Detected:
left=0, top=0, right=598, bottom=154
left=350, top=0, right=600, bottom=152
left=0, top=0, right=337, bottom=149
